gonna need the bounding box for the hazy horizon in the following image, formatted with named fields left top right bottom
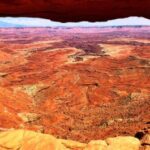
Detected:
left=0, top=16, right=150, bottom=27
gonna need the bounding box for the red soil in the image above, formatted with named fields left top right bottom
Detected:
left=0, top=27, right=149, bottom=142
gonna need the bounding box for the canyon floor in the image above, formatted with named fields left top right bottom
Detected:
left=0, top=27, right=150, bottom=145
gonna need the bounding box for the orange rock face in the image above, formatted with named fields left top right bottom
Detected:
left=0, top=27, right=150, bottom=143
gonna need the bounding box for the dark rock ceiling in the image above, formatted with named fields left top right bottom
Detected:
left=0, top=0, right=150, bottom=22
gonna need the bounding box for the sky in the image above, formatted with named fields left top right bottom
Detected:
left=0, top=16, right=150, bottom=27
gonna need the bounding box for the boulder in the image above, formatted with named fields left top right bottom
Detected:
left=0, top=130, right=68, bottom=150
left=141, top=134, right=150, bottom=145
left=18, top=113, right=40, bottom=123
left=84, top=140, right=107, bottom=150
left=106, top=136, right=140, bottom=150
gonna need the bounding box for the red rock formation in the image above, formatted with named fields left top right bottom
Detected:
left=0, top=27, right=149, bottom=142
left=0, top=0, right=150, bottom=22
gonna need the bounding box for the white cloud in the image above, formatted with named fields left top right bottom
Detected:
left=0, top=16, right=150, bottom=27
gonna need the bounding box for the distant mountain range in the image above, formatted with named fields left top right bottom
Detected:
left=0, top=16, right=150, bottom=27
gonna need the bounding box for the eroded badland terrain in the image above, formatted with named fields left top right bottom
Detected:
left=0, top=27, right=150, bottom=150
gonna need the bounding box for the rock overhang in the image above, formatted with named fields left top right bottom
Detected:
left=0, top=0, right=149, bottom=22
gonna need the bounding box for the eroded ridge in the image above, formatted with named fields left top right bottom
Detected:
left=0, top=27, right=149, bottom=143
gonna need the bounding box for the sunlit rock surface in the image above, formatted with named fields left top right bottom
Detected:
left=0, top=129, right=141, bottom=150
